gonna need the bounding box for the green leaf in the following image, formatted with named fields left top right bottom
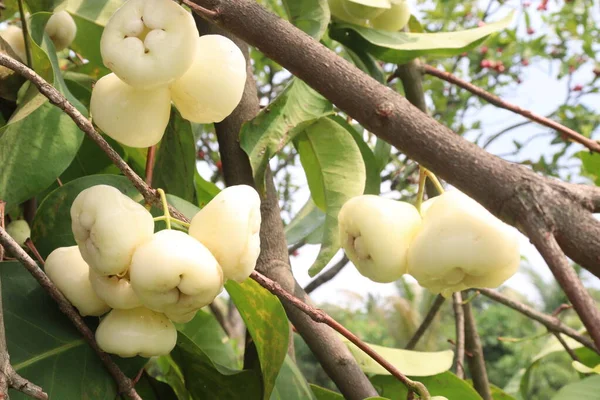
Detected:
left=329, top=13, right=514, bottom=63
left=552, top=375, right=600, bottom=400
left=225, top=279, right=289, bottom=400
left=343, top=46, right=385, bottom=84
left=490, top=383, right=517, bottom=400
left=342, top=339, right=453, bottom=376
left=310, top=384, right=344, bottom=400
left=282, top=0, right=330, bottom=39
left=578, top=151, right=600, bottom=185
left=240, top=79, right=333, bottom=194
left=194, top=171, right=221, bottom=208
left=285, top=198, right=326, bottom=246
left=59, top=134, right=125, bottom=184
left=270, top=355, right=317, bottom=400
left=145, top=356, right=192, bottom=400
left=172, top=333, right=262, bottom=399
left=371, top=372, right=483, bottom=400
left=293, top=117, right=366, bottom=276
left=1, top=262, right=144, bottom=400
left=373, top=138, right=391, bottom=172
left=154, top=108, right=196, bottom=203
left=166, top=194, right=201, bottom=221
left=31, top=175, right=141, bottom=259
left=24, top=0, right=67, bottom=13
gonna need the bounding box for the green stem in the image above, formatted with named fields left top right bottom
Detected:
left=17, top=0, right=32, bottom=68
left=461, top=290, right=480, bottom=305
left=415, top=167, right=427, bottom=213
left=424, top=169, right=445, bottom=194
left=153, top=216, right=190, bottom=228
left=156, top=188, right=171, bottom=229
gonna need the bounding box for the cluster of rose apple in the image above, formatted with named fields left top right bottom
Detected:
left=89, top=0, right=246, bottom=148
left=45, top=184, right=261, bottom=357
left=339, top=190, right=520, bottom=297
left=328, top=0, right=411, bottom=32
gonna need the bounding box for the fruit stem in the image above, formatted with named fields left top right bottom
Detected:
left=156, top=188, right=171, bottom=229
left=152, top=215, right=190, bottom=229
left=415, top=167, right=427, bottom=212
left=461, top=290, right=480, bottom=305
left=424, top=169, right=445, bottom=194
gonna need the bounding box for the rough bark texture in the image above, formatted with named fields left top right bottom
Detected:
left=463, top=302, right=492, bottom=400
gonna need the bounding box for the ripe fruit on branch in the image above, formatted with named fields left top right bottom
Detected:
left=129, top=230, right=224, bottom=323
left=70, top=185, right=154, bottom=276
left=95, top=307, right=177, bottom=357
left=189, top=185, right=261, bottom=283
left=338, top=195, right=422, bottom=283
left=0, top=26, right=26, bottom=62
left=89, top=269, right=142, bottom=310
left=100, top=0, right=198, bottom=89
left=90, top=73, right=171, bottom=148
left=45, top=246, right=111, bottom=317
left=407, top=191, right=520, bottom=297
left=5, top=220, right=30, bottom=246
left=170, top=35, right=247, bottom=124
left=45, top=11, right=77, bottom=51
left=343, top=0, right=390, bottom=20
left=370, top=0, right=411, bottom=32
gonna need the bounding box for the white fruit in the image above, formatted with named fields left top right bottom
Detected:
left=89, top=269, right=142, bottom=310
left=45, top=246, right=111, bottom=317
left=188, top=185, right=261, bottom=283
left=100, top=0, right=198, bottom=89
left=129, top=230, right=224, bottom=323
left=70, top=185, right=154, bottom=276
left=370, top=0, right=411, bottom=31
left=407, top=190, right=521, bottom=298
left=342, top=0, right=390, bottom=20
left=0, top=26, right=26, bottom=62
left=6, top=220, right=30, bottom=246
left=328, top=0, right=368, bottom=25
left=45, top=11, right=77, bottom=51
left=170, top=35, right=246, bottom=124
left=90, top=73, right=171, bottom=148
left=338, top=195, right=422, bottom=283
left=95, top=307, right=177, bottom=358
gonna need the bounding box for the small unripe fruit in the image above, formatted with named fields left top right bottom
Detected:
left=343, top=0, right=389, bottom=20
left=6, top=220, right=30, bottom=246
left=328, top=0, right=368, bottom=25
left=70, top=185, right=154, bottom=276
left=370, top=0, right=411, bottom=32
left=338, top=195, right=422, bottom=283
left=0, top=26, right=26, bottom=62
left=45, top=11, right=77, bottom=51
left=45, top=246, right=111, bottom=317
left=170, top=35, right=246, bottom=124
left=95, top=307, right=177, bottom=358
left=189, top=185, right=261, bottom=283
left=407, top=191, right=520, bottom=297
left=90, top=73, right=171, bottom=148
left=89, top=269, right=142, bottom=310
left=130, top=230, right=224, bottom=323
left=100, top=0, right=198, bottom=89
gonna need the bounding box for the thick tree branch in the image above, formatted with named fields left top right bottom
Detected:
left=421, top=64, right=600, bottom=153
left=463, top=302, right=492, bottom=400
left=0, top=229, right=141, bottom=400
left=452, top=292, right=466, bottom=379
left=405, top=295, right=445, bottom=350
left=304, top=255, right=348, bottom=294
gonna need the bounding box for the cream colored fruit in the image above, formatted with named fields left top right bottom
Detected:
left=6, top=220, right=30, bottom=246
left=0, top=26, right=26, bottom=61
left=328, top=0, right=368, bottom=25
left=129, top=230, right=224, bottom=323
left=170, top=35, right=246, bottom=124
left=189, top=185, right=261, bottom=283
left=407, top=190, right=520, bottom=298
left=100, top=0, right=198, bottom=88
left=89, top=269, right=142, bottom=309
left=343, top=0, right=390, bottom=20
left=338, top=195, right=422, bottom=283
left=370, top=0, right=411, bottom=31
left=45, top=11, right=77, bottom=51
left=95, top=307, right=177, bottom=357
left=70, top=185, right=154, bottom=276
left=45, top=246, right=111, bottom=317
left=90, top=73, right=171, bottom=148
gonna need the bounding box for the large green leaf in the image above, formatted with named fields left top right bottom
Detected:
left=578, top=151, right=600, bottom=186
left=311, top=384, right=344, bottom=400
left=154, top=108, right=196, bottom=203
left=172, top=333, right=262, bottom=399
left=371, top=372, right=483, bottom=400
left=24, top=0, right=67, bottom=13
left=240, top=79, right=333, bottom=194
left=270, top=355, right=317, bottom=400
left=329, top=13, right=513, bottom=63
left=552, top=375, right=600, bottom=400
left=1, top=262, right=144, bottom=400
left=0, top=13, right=86, bottom=208
left=294, top=117, right=366, bottom=276
left=284, top=198, right=326, bottom=246
left=146, top=356, right=191, bottom=400
left=225, top=279, right=289, bottom=400
left=343, top=46, right=385, bottom=84
left=31, top=175, right=141, bottom=259
left=194, top=170, right=221, bottom=208
left=59, top=134, right=124, bottom=184
left=282, top=0, right=330, bottom=39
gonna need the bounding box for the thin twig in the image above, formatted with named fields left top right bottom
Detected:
left=145, top=145, right=156, bottom=187
left=422, top=64, right=600, bottom=153
left=287, top=239, right=305, bottom=256
left=405, top=295, right=445, bottom=350
left=452, top=292, right=465, bottom=379
left=552, top=332, right=581, bottom=362
left=0, top=228, right=141, bottom=400
left=16, top=0, right=32, bottom=67
left=250, top=270, right=431, bottom=399
left=304, top=255, right=349, bottom=294
left=463, top=302, right=492, bottom=400
left=182, top=0, right=219, bottom=19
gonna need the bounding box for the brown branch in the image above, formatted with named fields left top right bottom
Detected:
left=287, top=239, right=305, bottom=256
left=552, top=332, right=581, bottom=362
left=421, top=64, right=600, bottom=153
left=251, top=270, right=431, bottom=399
left=452, top=292, right=466, bottom=379
left=463, top=302, right=492, bottom=400
left=405, top=294, right=445, bottom=350
left=304, top=255, right=348, bottom=294
left=477, top=288, right=598, bottom=352
left=145, top=145, right=157, bottom=187
left=0, top=228, right=141, bottom=400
